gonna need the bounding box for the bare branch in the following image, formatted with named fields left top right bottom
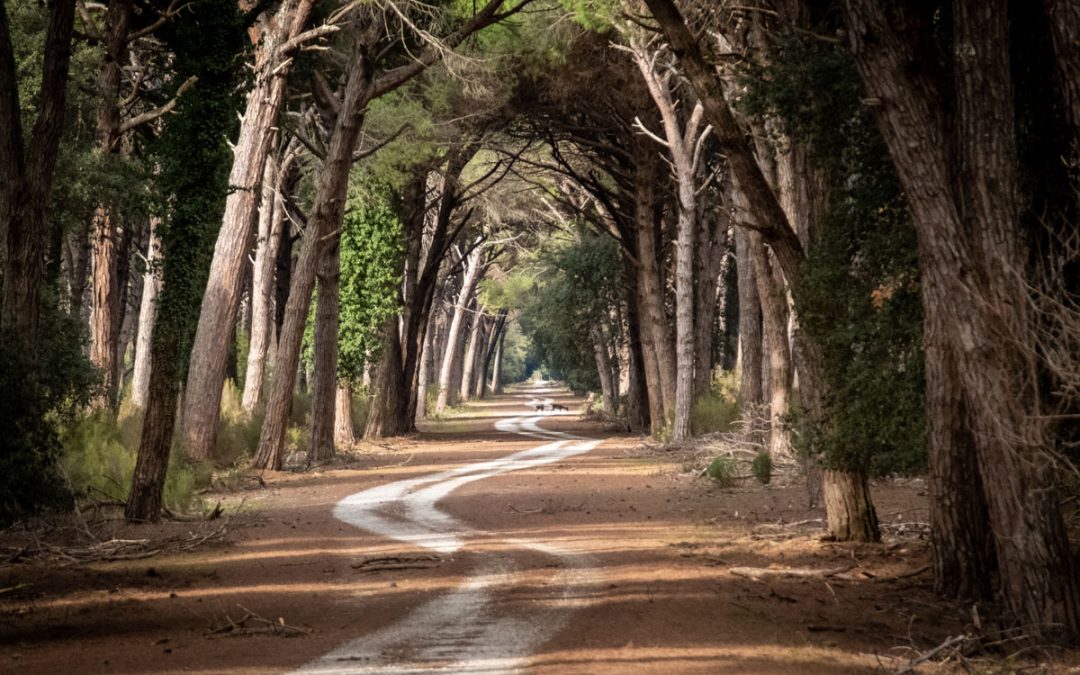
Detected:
left=118, top=75, right=197, bottom=133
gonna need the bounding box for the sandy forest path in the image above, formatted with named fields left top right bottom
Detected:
left=2, top=383, right=983, bottom=674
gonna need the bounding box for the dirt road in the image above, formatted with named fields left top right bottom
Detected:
left=1, top=384, right=978, bottom=674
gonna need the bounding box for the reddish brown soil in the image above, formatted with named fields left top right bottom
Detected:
left=1, top=387, right=1076, bottom=674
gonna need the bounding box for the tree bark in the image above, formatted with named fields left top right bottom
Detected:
left=182, top=0, right=314, bottom=461
left=88, top=0, right=133, bottom=410
left=241, top=152, right=289, bottom=412
left=253, top=44, right=375, bottom=471
left=0, top=0, right=77, bottom=350
left=750, top=233, right=791, bottom=459
left=735, top=229, right=763, bottom=412
left=309, top=238, right=340, bottom=462
left=131, top=218, right=161, bottom=410
left=1045, top=0, right=1080, bottom=144
left=435, top=246, right=483, bottom=414
left=844, top=0, right=1080, bottom=632
left=925, top=302, right=993, bottom=600
left=415, top=307, right=437, bottom=421
left=459, top=307, right=484, bottom=402
left=822, top=469, right=880, bottom=542
left=490, top=325, right=505, bottom=395
left=633, top=142, right=676, bottom=427
left=364, top=315, right=407, bottom=438
left=334, top=383, right=354, bottom=447
left=591, top=324, right=616, bottom=415
left=693, top=208, right=729, bottom=398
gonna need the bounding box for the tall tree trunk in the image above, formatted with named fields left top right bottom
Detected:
left=925, top=302, right=993, bottom=600
left=735, top=229, right=763, bottom=411
left=693, top=209, right=728, bottom=398
left=435, top=246, right=483, bottom=414
left=415, top=308, right=437, bottom=421
left=182, top=0, right=314, bottom=461
left=309, top=238, right=340, bottom=461
left=591, top=324, right=616, bottom=415
left=364, top=316, right=407, bottom=438
left=1045, top=0, right=1080, bottom=144
left=334, top=383, right=354, bottom=447
left=633, top=142, right=676, bottom=427
left=0, top=0, right=76, bottom=350
left=88, top=0, right=133, bottom=410
left=750, top=234, right=792, bottom=459
left=241, top=153, right=289, bottom=411
left=131, top=218, right=161, bottom=410
left=844, top=0, right=1080, bottom=631
left=253, top=45, right=375, bottom=471
left=459, top=308, right=484, bottom=402
left=490, top=326, right=505, bottom=395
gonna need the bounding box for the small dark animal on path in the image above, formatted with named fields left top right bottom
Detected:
left=533, top=404, right=547, bottom=412
left=551, top=403, right=568, bottom=412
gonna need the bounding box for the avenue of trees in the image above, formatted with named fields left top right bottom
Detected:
left=2, top=0, right=1079, bottom=638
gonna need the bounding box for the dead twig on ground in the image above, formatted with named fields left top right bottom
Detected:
left=350, top=554, right=442, bottom=572
left=893, top=634, right=970, bottom=674
left=207, top=605, right=310, bottom=638
left=729, top=563, right=857, bottom=581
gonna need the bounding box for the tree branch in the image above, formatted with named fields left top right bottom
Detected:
left=119, top=75, right=197, bottom=133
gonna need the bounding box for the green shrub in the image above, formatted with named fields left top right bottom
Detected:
left=751, top=452, right=773, bottom=485
left=215, top=379, right=262, bottom=465
left=350, top=389, right=371, bottom=436
left=61, top=411, right=206, bottom=513
left=706, top=457, right=736, bottom=487
left=691, top=390, right=740, bottom=435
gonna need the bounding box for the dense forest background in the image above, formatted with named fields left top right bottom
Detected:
left=1, top=0, right=1079, bottom=639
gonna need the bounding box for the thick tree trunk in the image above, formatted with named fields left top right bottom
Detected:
left=253, top=48, right=374, bottom=471
left=131, top=218, right=161, bottom=410
left=0, top=0, right=76, bottom=350
left=624, top=278, right=650, bottom=433
left=735, top=229, right=763, bottom=411
left=88, top=0, right=133, bottom=410
left=693, top=212, right=726, bottom=399
left=925, top=302, right=993, bottom=600
left=844, top=0, right=1080, bottom=632
left=182, top=0, right=314, bottom=461
left=633, top=144, right=676, bottom=426
left=435, top=247, right=483, bottom=414
left=477, top=310, right=506, bottom=399
left=591, top=324, right=616, bottom=415
left=364, top=316, right=407, bottom=438
left=822, top=469, right=880, bottom=542
left=750, top=233, right=792, bottom=459
left=334, top=383, right=354, bottom=447
left=309, top=239, right=340, bottom=462
left=1045, top=0, right=1080, bottom=143
left=241, top=153, right=288, bottom=412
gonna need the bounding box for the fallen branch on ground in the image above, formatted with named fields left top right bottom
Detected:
left=893, top=634, right=970, bottom=674
left=350, top=554, right=442, bottom=572
left=730, top=564, right=857, bottom=580
left=207, top=606, right=310, bottom=638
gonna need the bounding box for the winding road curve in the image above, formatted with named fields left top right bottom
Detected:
left=294, top=387, right=603, bottom=674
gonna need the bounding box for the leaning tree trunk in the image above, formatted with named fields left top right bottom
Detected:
left=750, top=234, right=792, bottom=460
left=435, top=247, right=483, bottom=414
left=131, top=218, right=161, bottom=409
left=309, top=238, right=341, bottom=462
left=253, top=48, right=373, bottom=472
left=182, top=0, right=314, bottom=461
left=844, top=0, right=1080, bottom=631
left=241, top=153, right=288, bottom=412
